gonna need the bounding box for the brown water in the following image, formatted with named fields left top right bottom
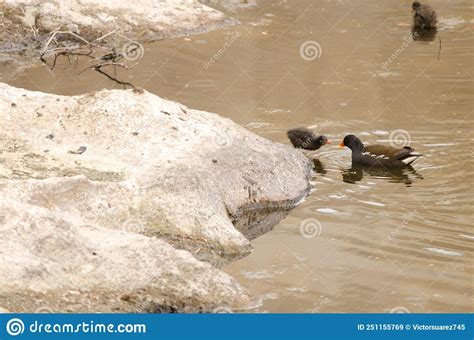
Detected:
left=2, top=0, right=473, bottom=313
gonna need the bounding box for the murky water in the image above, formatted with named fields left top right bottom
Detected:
left=2, top=0, right=473, bottom=312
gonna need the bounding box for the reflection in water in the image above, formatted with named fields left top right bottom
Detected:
left=233, top=209, right=290, bottom=241
left=312, top=159, right=327, bottom=176
left=412, top=26, right=437, bottom=42
left=341, top=164, right=423, bottom=186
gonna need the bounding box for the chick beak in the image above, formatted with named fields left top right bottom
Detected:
left=325, top=140, right=332, bottom=145
left=339, top=142, right=345, bottom=149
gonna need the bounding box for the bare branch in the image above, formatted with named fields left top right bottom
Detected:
left=94, top=67, right=135, bottom=89
left=38, top=29, right=137, bottom=88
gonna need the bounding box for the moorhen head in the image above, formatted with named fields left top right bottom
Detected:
left=339, top=134, right=422, bottom=167
left=287, top=127, right=330, bottom=151
left=341, top=134, right=364, bottom=153
left=412, top=2, right=437, bottom=29
left=412, top=1, right=421, bottom=10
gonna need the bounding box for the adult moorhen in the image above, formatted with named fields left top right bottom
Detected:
left=339, top=134, right=422, bottom=167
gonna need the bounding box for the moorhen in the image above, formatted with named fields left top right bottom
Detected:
left=339, top=134, right=422, bottom=167
left=287, top=127, right=330, bottom=151
left=412, top=2, right=437, bottom=29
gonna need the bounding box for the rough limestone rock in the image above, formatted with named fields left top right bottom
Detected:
left=0, top=82, right=312, bottom=312
left=0, top=82, right=312, bottom=263
left=0, top=196, right=250, bottom=313
left=0, top=0, right=230, bottom=41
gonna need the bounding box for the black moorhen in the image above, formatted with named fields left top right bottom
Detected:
left=339, top=134, right=422, bottom=167
left=287, top=127, right=330, bottom=151
left=412, top=2, right=437, bottom=29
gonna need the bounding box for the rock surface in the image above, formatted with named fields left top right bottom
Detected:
left=0, top=194, right=250, bottom=313
left=0, top=82, right=312, bottom=312
left=0, top=0, right=231, bottom=42
left=0, top=1, right=235, bottom=82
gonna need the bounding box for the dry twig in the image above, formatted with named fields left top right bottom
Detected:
left=39, top=30, right=139, bottom=88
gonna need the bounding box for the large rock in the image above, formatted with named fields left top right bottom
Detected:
left=0, top=82, right=312, bottom=311
left=0, top=1, right=234, bottom=83
left=0, top=83, right=312, bottom=263
left=0, top=194, right=250, bottom=313
left=0, top=0, right=230, bottom=42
